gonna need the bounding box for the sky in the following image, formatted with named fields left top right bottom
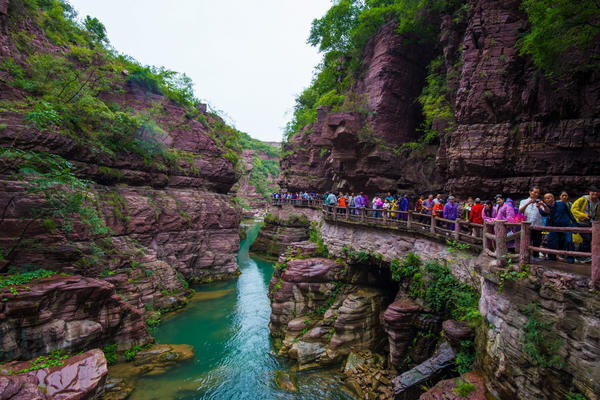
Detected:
left=68, top=0, right=332, bottom=143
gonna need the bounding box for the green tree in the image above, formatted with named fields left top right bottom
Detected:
left=520, top=0, right=600, bottom=75
left=83, top=15, right=108, bottom=44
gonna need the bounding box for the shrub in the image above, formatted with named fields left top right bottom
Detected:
left=23, top=101, right=61, bottom=130
left=102, top=344, right=118, bottom=365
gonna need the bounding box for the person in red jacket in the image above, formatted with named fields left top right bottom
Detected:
left=469, top=198, right=484, bottom=236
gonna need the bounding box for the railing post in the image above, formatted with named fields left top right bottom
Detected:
left=454, top=220, right=460, bottom=240
left=334, top=206, right=338, bottom=221
left=383, top=209, right=388, bottom=224
left=346, top=206, right=350, bottom=221
left=592, top=221, right=600, bottom=286
left=407, top=211, right=412, bottom=230
left=495, top=220, right=508, bottom=266
left=430, top=214, right=436, bottom=233
left=519, top=221, right=531, bottom=265
left=361, top=208, right=365, bottom=223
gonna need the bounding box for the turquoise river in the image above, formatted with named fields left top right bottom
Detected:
left=129, top=221, right=351, bottom=400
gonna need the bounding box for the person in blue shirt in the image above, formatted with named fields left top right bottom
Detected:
left=540, top=193, right=577, bottom=263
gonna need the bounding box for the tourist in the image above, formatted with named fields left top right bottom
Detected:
left=469, top=198, right=484, bottom=235
left=355, top=192, right=365, bottom=213
left=349, top=193, right=356, bottom=215
left=433, top=200, right=443, bottom=218
left=390, top=196, right=399, bottom=218
left=338, top=192, right=346, bottom=214
left=433, top=193, right=442, bottom=205
left=443, top=195, right=458, bottom=230
left=382, top=198, right=391, bottom=217
left=571, top=186, right=600, bottom=263
left=541, top=193, right=577, bottom=263
left=482, top=200, right=494, bottom=221
left=519, top=186, right=547, bottom=260
left=325, top=192, right=337, bottom=212
left=422, top=195, right=434, bottom=215
left=385, top=192, right=394, bottom=204
left=399, top=194, right=409, bottom=220
left=414, top=195, right=424, bottom=213
left=495, top=196, right=517, bottom=253
left=560, top=191, right=572, bottom=208
left=464, top=197, right=474, bottom=220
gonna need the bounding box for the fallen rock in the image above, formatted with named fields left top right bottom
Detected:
left=274, top=370, right=298, bottom=392
left=0, top=349, right=107, bottom=400
left=442, top=320, right=473, bottom=351
left=392, top=342, right=456, bottom=400
left=419, top=371, right=487, bottom=400
left=103, top=344, right=194, bottom=400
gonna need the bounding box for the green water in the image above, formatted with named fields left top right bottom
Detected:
left=129, top=221, right=351, bottom=400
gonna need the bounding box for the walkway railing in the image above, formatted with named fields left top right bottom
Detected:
left=271, top=198, right=323, bottom=208
left=303, top=202, right=599, bottom=285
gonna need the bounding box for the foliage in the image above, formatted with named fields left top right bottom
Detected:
left=308, top=222, right=329, bottom=257
left=519, top=0, right=600, bottom=76
left=1, top=148, right=108, bottom=236
left=83, top=15, right=107, bottom=44
left=455, top=339, right=476, bottom=374
left=522, top=302, right=562, bottom=368
left=285, top=0, right=466, bottom=141
left=453, top=377, right=476, bottom=397
left=12, top=349, right=69, bottom=374
left=23, top=101, right=61, bottom=130
left=248, top=155, right=280, bottom=201
left=566, top=394, right=589, bottom=400
left=124, top=344, right=151, bottom=362
left=497, top=264, right=529, bottom=293
left=102, top=344, right=118, bottom=365
left=0, top=268, right=56, bottom=288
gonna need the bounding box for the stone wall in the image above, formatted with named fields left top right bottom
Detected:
left=320, top=220, right=486, bottom=289
left=478, top=264, right=599, bottom=400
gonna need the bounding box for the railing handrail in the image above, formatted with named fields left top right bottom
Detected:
left=317, top=204, right=598, bottom=284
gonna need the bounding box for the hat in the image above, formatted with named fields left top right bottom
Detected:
left=448, top=195, right=455, bottom=200
left=494, top=194, right=502, bottom=199
left=474, top=197, right=481, bottom=202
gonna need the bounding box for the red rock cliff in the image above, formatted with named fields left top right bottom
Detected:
left=280, top=0, right=600, bottom=197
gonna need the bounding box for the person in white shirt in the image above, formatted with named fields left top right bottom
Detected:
left=519, top=186, right=549, bottom=260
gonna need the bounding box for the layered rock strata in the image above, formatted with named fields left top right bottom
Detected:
left=0, top=349, right=108, bottom=400
left=478, top=264, right=600, bottom=400
left=0, top=275, right=150, bottom=362
left=280, top=0, right=600, bottom=197
left=268, top=257, right=393, bottom=369
left=250, top=214, right=310, bottom=258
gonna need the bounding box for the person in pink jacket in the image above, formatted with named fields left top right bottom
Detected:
left=495, top=196, right=517, bottom=252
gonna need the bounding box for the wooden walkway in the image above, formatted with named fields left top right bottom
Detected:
left=271, top=199, right=599, bottom=283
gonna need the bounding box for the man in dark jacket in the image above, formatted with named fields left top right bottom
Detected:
left=541, top=193, right=577, bottom=263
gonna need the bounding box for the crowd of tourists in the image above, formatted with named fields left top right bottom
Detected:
left=273, top=186, right=600, bottom=264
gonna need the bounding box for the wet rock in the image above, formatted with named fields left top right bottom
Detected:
left=392, top=342, right=456, bottom=400
left=0, top=349, right=107, bottom=400
left=342, top=351, right=394, bottom=400
left=269, top=257, right=389, bottom=369
left=250, top=214, right=310, bottom=257
left=103, top=344, right=194, bottom=400
left=274, top=371, right=298, bottom=392
left=419, top=371, right=487, bottom=400
left=0, top=374, right=47, bottom=400
left=0, top=275, right=150, bottom=362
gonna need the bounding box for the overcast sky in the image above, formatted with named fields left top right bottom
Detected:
left=68, top=0, right=331, bottom=143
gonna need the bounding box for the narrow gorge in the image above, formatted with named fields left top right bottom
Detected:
left=1, top=0, right=599, bottom=399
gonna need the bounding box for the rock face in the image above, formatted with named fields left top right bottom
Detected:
left=280, top=22, right=438, bottom=194
left=0, top=349, right=108, bottom=400
left=478, top=264, right=600, bottom=400
left=0, top=1, right=242, bottom=361
left=280, top=0, right=600, bottom=197
left=0, top=275, right=149, bottom=362
left=250, top=214, right=310, bottom=258
left=234, top=146, right=280, bottom=216
left=268, top=257, right=393, bottom=369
